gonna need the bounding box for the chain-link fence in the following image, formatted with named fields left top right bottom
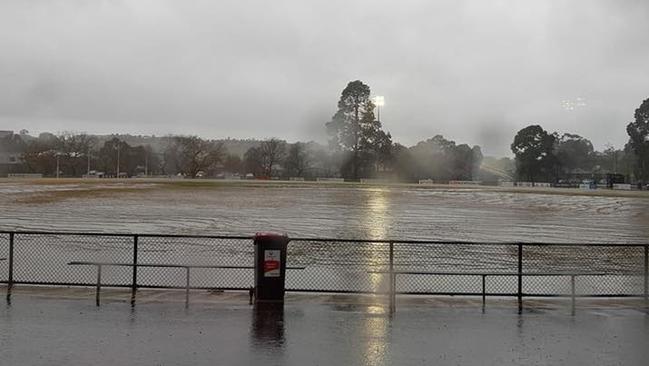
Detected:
left=522, top=244, right=644, bottom=296
left=137, top=235, right=253, bottom=289
left=287, top=240, right=647, bottom=297
left=12, top=233, right=134, bottom=287
left=1, top=231, right=647, bottom=300
left=0, top=232, right=9, bottom=283
left=287, top=239, right=392, bottom=293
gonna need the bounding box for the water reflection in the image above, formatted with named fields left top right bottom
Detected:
left=364, top=188, right=390, bottom=240
left=330, top=303, right=393, bottom=365
left=355, top=190, right=394, bottom=364
left=361, top=314, right=391, bottom=365
left=363, top=189, right=391, bottom=293
left=250, top=303, right=285, bottom=351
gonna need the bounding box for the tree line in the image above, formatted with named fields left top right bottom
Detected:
left=3, top=131, right=483, bottom=182
left=2, top=81, right=647, bottom=184
left=511, top=98, right=649, bottom=184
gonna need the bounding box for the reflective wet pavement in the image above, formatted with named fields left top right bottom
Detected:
left=1, top=289, right=647, bottom=365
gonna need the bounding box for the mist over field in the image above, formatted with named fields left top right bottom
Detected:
left=0, top=3, right=648, bottom=364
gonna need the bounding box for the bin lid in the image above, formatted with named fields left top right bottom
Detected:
left=254, top=232, right=288, bottom=240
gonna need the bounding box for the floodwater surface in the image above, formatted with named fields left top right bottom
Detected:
left=0, top=180, right=648, bottom=243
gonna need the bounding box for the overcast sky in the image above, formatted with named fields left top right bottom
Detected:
left=1, top=0, right=648, bottom=156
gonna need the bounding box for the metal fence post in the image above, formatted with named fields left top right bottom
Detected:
left=131, top=235, right=138, bottom=306
left=570, top=275, right=576, bottom=316
left=6, top=232, right=14, bottom=301
left=96, top=265, right=102, bottom=306
left=518, top=243, right=523, bottom=313
left=185, top=267, right=190, bottom=308
left=389, top=242, right=395, bottom=313
left=644, top=245, right=649, bottom=306
left=482, top=275, right=486, bottom=311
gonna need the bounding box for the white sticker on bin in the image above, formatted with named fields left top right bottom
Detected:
left=263, top=250, right=281, bottom=277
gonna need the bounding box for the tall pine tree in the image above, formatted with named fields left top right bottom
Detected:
left=326, top=80, right=391, bottom=179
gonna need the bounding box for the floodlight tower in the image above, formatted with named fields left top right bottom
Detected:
left=114, top=140, right=121, bottom=178
left=373, top=96, right=385, bottom=122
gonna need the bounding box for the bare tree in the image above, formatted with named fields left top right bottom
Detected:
left=284, top=142, right=310, bottom=177
left=259, top=138, right=286, bottom=177
left=57, top=133, right=96, bottom=176
left=244, top=146, right=263, bottom=176
left=223, top=154, right=243, bottom=174
left=173, top=136, right=225, bottom=178
left=161, top=135, right=180, bottom=175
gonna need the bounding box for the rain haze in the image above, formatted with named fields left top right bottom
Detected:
left=2, top=3, right=649, bottom=366
left=1, top=0, right=648, bottom=156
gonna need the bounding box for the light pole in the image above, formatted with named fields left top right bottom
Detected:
left=372, top=95, right=385, bottom=174
left=56, top=153, right=60, bottom=179
left=605, top=143, right=618, bottom=175
left=114, top=140, right=120, bottom=178
left=373, top=95, right=385, bottom=122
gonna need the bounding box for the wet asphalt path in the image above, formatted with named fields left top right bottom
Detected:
left=1, top=292, right=647, bottom=366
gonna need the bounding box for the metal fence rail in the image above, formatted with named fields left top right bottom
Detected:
left=1, top=231, right=648, bottom=307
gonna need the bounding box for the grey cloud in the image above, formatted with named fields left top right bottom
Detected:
left=1, top=0, right=648, bottom=156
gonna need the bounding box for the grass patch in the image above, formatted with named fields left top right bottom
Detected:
left=4, top=177, right=649, bottom=199
left=13, top=186, right=156, bottom=204
left=496, top=187, right=649, bottom=199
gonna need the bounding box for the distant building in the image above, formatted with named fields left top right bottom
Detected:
left=0, top=152, right=21, bottom=165
left=0, top=131, right=27, bottom=176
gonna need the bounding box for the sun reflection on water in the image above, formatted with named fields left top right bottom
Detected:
left=358, top=190, right=394, bottom=366
left=364, top=188, right=389, bottom=241
left=361, top=188, right=391, bottom=294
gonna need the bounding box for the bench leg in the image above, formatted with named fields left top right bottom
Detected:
left=185, top=267, right=190, bottom=308
left=96, top=265, right=102, bottom=306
